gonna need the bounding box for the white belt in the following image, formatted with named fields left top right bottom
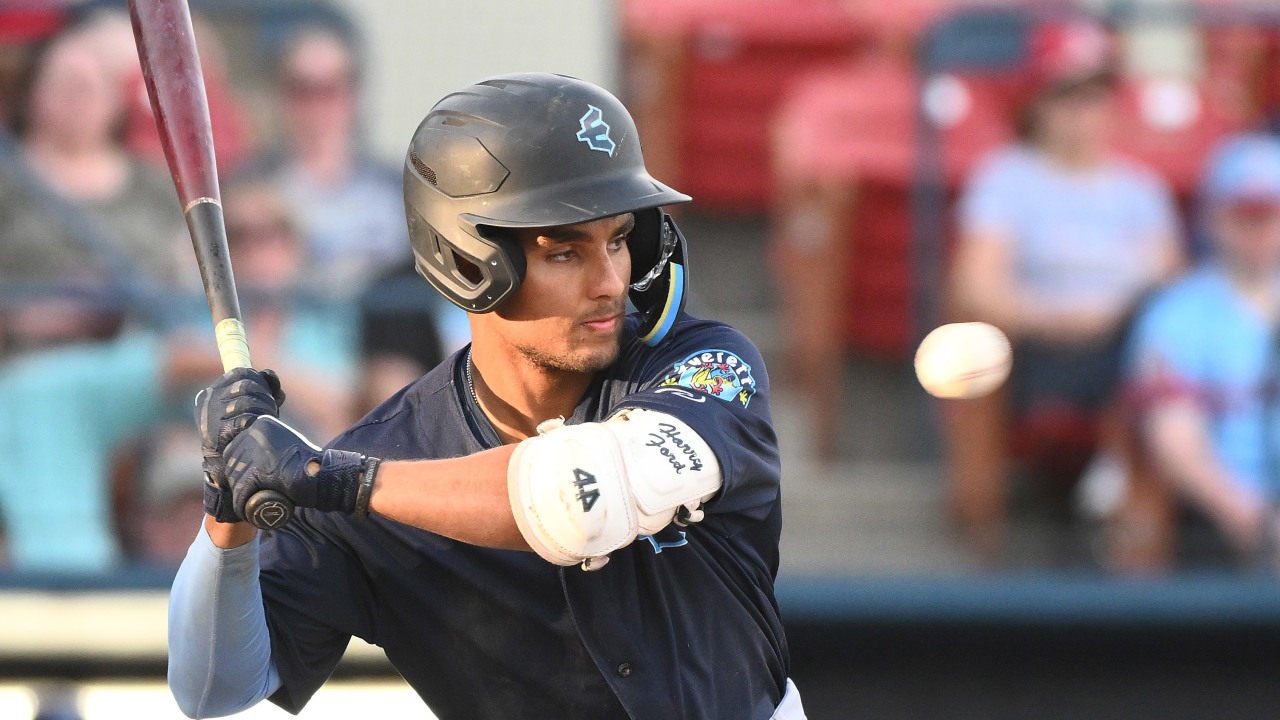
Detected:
left=770, top=678, right=807, bottom=720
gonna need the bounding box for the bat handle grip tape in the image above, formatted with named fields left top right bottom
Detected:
left=215, top=318, right=252, bottom=372
left=244, top=489, right=294, bottom=530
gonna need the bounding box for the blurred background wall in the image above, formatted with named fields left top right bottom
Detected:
left=327, top=0, right=618, bottom=162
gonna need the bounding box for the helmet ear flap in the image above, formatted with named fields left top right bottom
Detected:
left=479, top=225, right=527, bottom=296
left=629, top=211, right=689, bottom=346
left=454, top=225, right=527, bottom=312
left=411, top=210, right=527, bottom=313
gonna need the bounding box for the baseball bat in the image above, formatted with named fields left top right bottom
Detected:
left=129, top=0, right=292, bottom=530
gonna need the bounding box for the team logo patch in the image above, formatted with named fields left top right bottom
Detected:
left=659, top=349, right=756, bottom=407
left=576, top=105, right=616, bottom=156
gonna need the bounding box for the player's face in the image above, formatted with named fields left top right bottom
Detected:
left=488, top=214, right=634, bottom=373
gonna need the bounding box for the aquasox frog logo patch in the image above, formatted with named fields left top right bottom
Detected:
left=660, top=349, right=756, bottom=407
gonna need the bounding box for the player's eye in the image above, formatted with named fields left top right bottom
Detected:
left=548, top=248, right=576, bottom=262
left=608, top=234, right=629, bottom=252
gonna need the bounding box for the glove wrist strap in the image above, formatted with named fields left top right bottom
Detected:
left=355, top=457, right=380, bottom=517
left=313, top=449, right=366, bottom=514
left=202, top=473, right=241, bottom=524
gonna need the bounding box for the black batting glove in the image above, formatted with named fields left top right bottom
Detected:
left=223, top=416, right=377, bottom=519
left=194, top=368, right=286, bottom=522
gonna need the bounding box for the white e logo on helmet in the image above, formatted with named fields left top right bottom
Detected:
left=576, top=105, right=616, bottom=156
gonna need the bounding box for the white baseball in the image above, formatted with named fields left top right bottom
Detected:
left=914, top=322, right=1012, bottom=399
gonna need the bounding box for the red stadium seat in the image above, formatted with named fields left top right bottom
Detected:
left=0, top=4, right=65, bottom=43
left=770, top=59, right=1016, bottom=458
left=625, top=0, right=874, bottom=211
left=622, top=0, right=973, bottom=211
left=1198, top=24, right=1272, bottom=123
left=1111, top=76, right=1247, bottom=197
left=774, top=62, right=1016, bottom=358
left=0, top=4, right=68, bottom=125
left=774, top=43, right=1244, bottom=367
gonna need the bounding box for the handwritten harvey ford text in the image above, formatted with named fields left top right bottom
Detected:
left=646, top=423, right=704, bottom=473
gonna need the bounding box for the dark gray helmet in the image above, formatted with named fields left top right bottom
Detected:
left=403, top=72, right=692, bottom=346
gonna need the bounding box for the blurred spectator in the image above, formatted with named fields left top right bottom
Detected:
left=1120, top=134, right=1280, bottom=569
left=0, top=329, right=201, bottom=571
left=0, top=19, right=188, bottom=353
left=243, top=21, right=408, bottom=293
left=219, top=176, right=358, bottom=440
left=76, top=7, right=254, bottom=174
left=243, top=18, right=471, bottom=402
left=0, top=177, right=358, bottom=572
left=945, top=19, right=1185, bottom=560
left=117, top=177, right=359, bottom=569
left=115, top=425, right=207, bottom=569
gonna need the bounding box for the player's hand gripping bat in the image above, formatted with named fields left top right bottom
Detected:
left=129, top=0, right=293, bottom=530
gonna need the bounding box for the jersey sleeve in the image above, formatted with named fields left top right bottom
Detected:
left=257, top=514, right=378, bottom=713
left=614, top=321, right=780, bottom=523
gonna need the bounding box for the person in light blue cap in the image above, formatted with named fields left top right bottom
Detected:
left=1122, top=132, right=1280, bottom=567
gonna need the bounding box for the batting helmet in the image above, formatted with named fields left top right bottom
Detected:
left=403, top=72, right=692, bottom=346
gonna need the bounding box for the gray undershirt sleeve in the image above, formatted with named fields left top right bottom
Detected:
left=167, top=522, right=281, bottom=718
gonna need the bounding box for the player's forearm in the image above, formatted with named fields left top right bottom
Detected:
left=368, top=444, right=530, bottom=551
left=366, top=408, right=722, bottom=570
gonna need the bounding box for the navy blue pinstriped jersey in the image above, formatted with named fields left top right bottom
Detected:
left=256, top=312, right=788, bottom=719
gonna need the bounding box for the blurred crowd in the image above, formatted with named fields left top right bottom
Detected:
left=623, top=0, right=1280, bottom=575
left=7, top=0, right=1280, bottom=580
left=0, top=3, right=463, bottom=573
left=937, top=15, right=1280, bottom=575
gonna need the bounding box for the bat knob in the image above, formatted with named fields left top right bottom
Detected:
left=244, top=490, right=294, bottom=529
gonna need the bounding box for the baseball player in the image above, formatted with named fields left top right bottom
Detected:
left=168, top=73, right=802, bottom=719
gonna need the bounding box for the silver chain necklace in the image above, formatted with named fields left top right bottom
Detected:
left=464, top=349, right=479, bottom=405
